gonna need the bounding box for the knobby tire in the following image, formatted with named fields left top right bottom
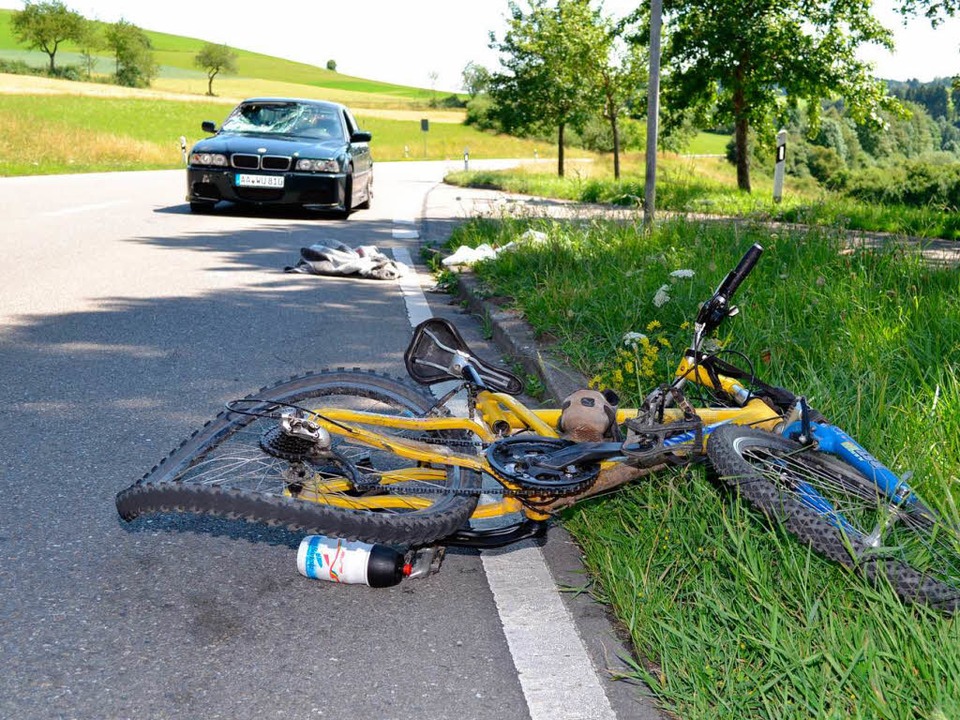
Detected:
left=707, top=425, right=960, bottom=613
left=115, top=369, right=480, bottom=546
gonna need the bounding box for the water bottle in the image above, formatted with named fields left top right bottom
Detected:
left=297, top=535, right=411, bottom=587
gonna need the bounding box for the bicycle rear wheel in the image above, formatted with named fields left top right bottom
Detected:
left=707, top=425, right=960, bottom=613
left=116, top=369, right=480, bottom=546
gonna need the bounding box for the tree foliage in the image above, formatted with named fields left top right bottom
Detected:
left=662, top=0, right=899, bottom=192
left=489, top=0, right=605, bottom=176
left=194, top=42, right=238, bottom=96
left=592, top=14, right=648, bottom=179
left=105, top=19, right=157, bottom=88
left=10, top=0, right=86, bottom=74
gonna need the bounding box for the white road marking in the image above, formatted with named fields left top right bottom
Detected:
left=42, top=200, right=129, bottom=217
left=391, top=245, right=618, bottom=720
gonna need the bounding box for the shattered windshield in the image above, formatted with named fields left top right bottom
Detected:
left=221, top=102, right=344, bottom=139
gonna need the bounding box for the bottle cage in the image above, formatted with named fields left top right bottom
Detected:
left=404, top=318, right=525, bottom=395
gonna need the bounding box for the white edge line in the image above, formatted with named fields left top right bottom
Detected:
left=392, top=245, right=618, bottom=720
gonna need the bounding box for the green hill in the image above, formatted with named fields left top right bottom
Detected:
left=0, top=8, right=443, bottom=106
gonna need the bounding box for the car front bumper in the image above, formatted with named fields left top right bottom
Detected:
left=186, top=167, right=347, bottom=209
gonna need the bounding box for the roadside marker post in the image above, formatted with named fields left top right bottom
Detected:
left=421, top=118, right=429, bottom=158
left=773, top=129, right=787, bottom=203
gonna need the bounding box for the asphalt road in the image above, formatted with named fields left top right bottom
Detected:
left=0, top=163, right=659, bottom=720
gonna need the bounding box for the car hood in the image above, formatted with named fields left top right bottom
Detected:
left=192, top=132, right=347, bottom=158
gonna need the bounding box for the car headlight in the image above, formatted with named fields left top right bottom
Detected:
left=190, top=152, right=228, bottom=167
left=296, top=158, right=340, bottom=173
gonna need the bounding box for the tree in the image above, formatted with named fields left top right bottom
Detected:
left=194, top=42, right=238, bottom=96
left=10, top=0, right=86, bottom=74
left=326, top=59, right=337, bottom=72
left=461, top=61, right=491, bottom=97
left=897, top=0, right=959, bottom=25
left=662, top=0, right=898, bottom=192
left=105, top=19, right=157, bottom=88
left=489, top=0, right=605, bottom=177
left=76, top=19, right=103, bottom=79
left=590, top=15, right=647, bottom=179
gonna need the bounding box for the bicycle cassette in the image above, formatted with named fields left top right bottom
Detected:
left=486, top=436, right=600, bottom=496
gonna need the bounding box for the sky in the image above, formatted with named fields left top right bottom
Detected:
left=1, top=0, right=958, bottom=91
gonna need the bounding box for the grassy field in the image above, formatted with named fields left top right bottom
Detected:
left=0, top=9, right=436, bottom=104
left=0, top=85, right=554, bottom=174
left=443, top=214, right=960, bottom=720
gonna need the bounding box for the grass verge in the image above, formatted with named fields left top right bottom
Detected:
left=444, top=161, right=960, bottom=241
left=445, top=214, right=960, bottom=719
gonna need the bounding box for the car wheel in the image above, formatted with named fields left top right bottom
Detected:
left=332, top=173, right=353, bottom=220
left=357, top=176, right=372, bottom=210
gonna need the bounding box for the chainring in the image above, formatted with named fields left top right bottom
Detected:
left=485, top=436, right=600, bottom=496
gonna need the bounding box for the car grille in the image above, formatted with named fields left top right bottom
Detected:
left=262, top=156, right=291, bottom=171
left=230, top=154, right=291, bottom=171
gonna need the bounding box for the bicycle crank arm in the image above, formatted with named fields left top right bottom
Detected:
left=533, top=441, right=625, bottom=470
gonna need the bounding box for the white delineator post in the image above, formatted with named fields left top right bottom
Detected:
left=773, top=129, right=787, bottom=203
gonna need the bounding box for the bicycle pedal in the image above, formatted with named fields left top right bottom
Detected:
left=406, top=546, right=445, bottom=580
left=621, top=418, right=704, bottom=465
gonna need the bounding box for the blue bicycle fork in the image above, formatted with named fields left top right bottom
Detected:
left=780, top=416, right=916, bottom=543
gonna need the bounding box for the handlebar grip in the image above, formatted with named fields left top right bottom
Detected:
left=716, top=243, right=763, bottom=300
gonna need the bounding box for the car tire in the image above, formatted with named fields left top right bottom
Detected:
left=357, top=177, right=372, bottom=210
left=332, top=173, right=353, bottom=220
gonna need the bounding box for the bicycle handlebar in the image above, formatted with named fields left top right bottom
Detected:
left=716, top=243, right=763, bottom=301
left=693, top=243, right=764, bottom=341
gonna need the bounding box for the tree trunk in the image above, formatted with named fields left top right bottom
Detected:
left=611, top=112, right=621, bottom=181
left=48, top=52, right=56, bottom=74
left=557, top=123, right=565, bottom=177
left=207, top=70, right=217, bottom=96
left=733, top=80, right=751, bottom=192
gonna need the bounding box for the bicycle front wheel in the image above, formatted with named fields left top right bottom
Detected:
left=707, top=425, right=960, bottom=613
left=116, top=369, right=480, bottom=546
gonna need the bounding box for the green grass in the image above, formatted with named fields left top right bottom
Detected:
left=0, top=9, right=445, bottom=103
left=445, top=161, right=960, bottom=241
left=445, top=215, right=960, bottom=719
left=0, top=93, right=548, bottom=175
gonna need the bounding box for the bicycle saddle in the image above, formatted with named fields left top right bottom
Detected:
left=404, top=318, right=525, bottom=395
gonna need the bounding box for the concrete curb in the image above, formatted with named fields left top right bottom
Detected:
left=454, top=272, right=588, bottom=403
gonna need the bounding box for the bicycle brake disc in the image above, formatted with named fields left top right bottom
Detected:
left=485, top=436, right=599, bottom=496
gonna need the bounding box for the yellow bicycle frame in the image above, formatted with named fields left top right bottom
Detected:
left=290, top=353, right=785, bottom=522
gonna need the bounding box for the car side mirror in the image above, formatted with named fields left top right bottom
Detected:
left=351, top=131, right=372, bottom=143
left=201, top=121, right=217, bottom=134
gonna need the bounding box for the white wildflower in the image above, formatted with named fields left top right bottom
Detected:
left=653, top=284, right=671, bottom=308
left=519, top=229, right=548, bottom=243
left=622, top=331, right=648, bottom=347
left=670, top=269, right=695, bottom=279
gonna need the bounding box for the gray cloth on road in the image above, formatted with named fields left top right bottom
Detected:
left=284, top=242, right=408, bottom=280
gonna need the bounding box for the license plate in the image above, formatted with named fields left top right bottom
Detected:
left=235, top=174, right=284, bottom=188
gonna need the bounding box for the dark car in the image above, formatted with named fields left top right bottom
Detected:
left=186, top=97, right=373, bottom=218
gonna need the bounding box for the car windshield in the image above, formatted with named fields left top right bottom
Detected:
left=221, top=102, right=343, bottom=140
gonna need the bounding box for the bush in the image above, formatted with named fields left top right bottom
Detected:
left=465, top=93, right=499, bottom=131
left=571, top=116, right=644, bottom=153
left=807, top=145, right=845, bottom=184
left=842, top=159, right=960, bottom=209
